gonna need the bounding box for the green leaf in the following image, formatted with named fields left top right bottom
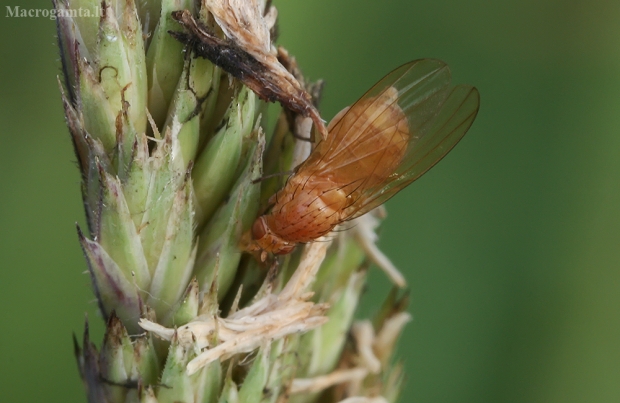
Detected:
left=158, top=333, right=194, bottom=403
left=298, top=271, right=367, bottom=378
left=194, top=129, right=264, bottom=299
left=97, top=0, right=147, bottom=156
left=138, top=136, right=183, bottom=271
left=193, top=87, right=256, bottom=225
left=98, top=166, right=151, bottom=290
left=78, top=228, right=143, bottom=333
left=146, top=0, right=193, bottom=129
left=146, top=173, right=196, bottom=318
left=238, top=345, right=271, bottom=403
left=99, top=314, right=134, bottom=402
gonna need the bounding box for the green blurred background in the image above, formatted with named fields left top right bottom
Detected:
left=1, top=0, right=619, bottom=401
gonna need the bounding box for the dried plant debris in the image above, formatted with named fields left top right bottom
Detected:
left=170, top=7, right=327, bottom=137
left=140, top=241, right=331, bottom=375
left=350, top=208, right=406, bottom=288
left=278, top=47, right=325, bottom=142
left=287, top=311, right=410, bottom=402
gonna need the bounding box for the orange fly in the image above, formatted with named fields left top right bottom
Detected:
left=249, top=59, right=480, bottom=260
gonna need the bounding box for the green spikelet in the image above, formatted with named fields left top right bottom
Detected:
left=56, top=1, right=410, bottom=402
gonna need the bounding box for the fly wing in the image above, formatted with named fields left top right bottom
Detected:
left=300, top=60, right=450, bottom=177
left=295, top=59, right=480, bottom=221
left=344, top=82, right=480, bottom=220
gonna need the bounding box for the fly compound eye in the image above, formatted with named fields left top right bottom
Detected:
left=252, top=217, right=267, bottom=240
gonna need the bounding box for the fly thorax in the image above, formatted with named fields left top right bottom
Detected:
left=270, top=176, right=348, bottom=242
